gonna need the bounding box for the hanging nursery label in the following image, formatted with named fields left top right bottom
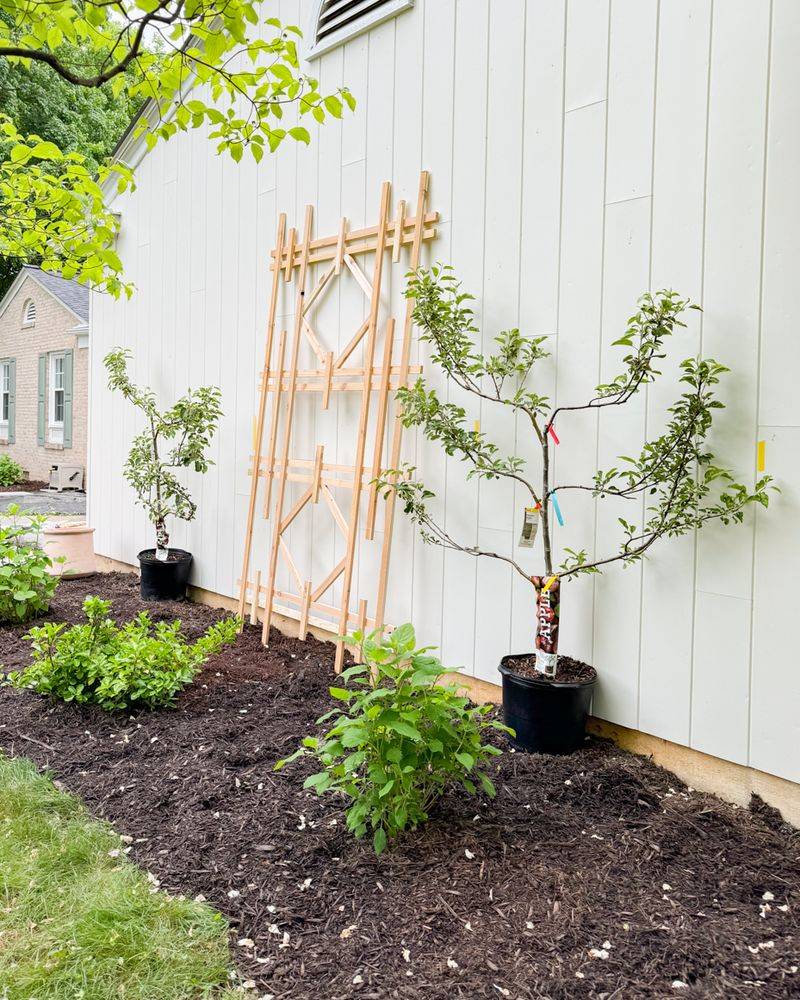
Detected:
left=519, top=507, right=539, bottom=547
left=532, top=575, right=560, bottom=677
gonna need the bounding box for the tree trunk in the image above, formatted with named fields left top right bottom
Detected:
left=155, top=519, right=169, bottom=561
left=532, top=575, right=560, bottom=678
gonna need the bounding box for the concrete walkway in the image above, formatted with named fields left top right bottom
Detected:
left=0, top=490, right=86, bottom=517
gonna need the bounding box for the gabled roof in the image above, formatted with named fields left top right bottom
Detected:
left=0, top=265, right=90, bottom=324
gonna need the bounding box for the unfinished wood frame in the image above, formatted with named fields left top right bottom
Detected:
left=237, top=172, right=437, bottom=670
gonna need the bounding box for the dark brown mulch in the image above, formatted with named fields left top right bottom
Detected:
left=504, top=654, right=597, bottom=685
left=0, top=574, right=798, bottom=1000
left=0, top=479, right=47, bottom=493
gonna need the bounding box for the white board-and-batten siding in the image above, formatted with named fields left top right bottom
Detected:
left=90, top=0, right=800, bottom=786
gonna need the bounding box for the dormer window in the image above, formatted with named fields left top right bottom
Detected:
left=23, top=299, right=36, bottom=326
left=307, top=0, right=414, bottom=58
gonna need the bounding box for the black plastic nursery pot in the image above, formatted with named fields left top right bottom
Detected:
left=137, top=549, right=193, bottom=601
left=499, top=654, right=596, bottom=755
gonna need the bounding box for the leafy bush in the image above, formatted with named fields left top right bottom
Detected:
left=0, top=505, right=58, bottom=622
left=276, top=624, right=509, bottom=854
left=0, top=455, right=24, bottom=487
left=7, top=597, right=239, bottom=711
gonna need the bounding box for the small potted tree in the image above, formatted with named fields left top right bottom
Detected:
left=104, top=349, right=222, bottom=601
left=378, top=267, right=773, bottom=754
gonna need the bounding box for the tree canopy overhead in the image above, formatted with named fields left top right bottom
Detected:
left=0, top=36, right=141, bottom=296
left=0, top=0, right=353, bottom=294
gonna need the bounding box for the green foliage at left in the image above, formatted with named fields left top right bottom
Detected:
left=0, top=754, right=239, bottom=999
left=276, top=624, right=509, bottom=855
left=0, top=504, right=58, bottom=622
left=6, top=596, right=239, bottom=711
left=0, top=454, right=23, bottom=486
left=0, top=34, right=141, bottom=295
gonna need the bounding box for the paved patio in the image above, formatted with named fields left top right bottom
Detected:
left=0, top=490, right=86, bottom=517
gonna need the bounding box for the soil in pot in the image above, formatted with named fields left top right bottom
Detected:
left=500, top=653, right=597, bottom=755
left=138, top=548, right=193, bottom=601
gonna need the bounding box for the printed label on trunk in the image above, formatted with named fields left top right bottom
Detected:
left=519, top=507, right=539, bottom=548
left=532, top=575, right=560, bottom=674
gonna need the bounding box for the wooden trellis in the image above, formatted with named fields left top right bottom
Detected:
left=237, top=172, right=437, bottom=671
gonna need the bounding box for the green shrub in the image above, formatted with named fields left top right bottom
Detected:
left=276, top=624, right=510, bottom=854
left=0, top=505, right=58, bottom=622
left=0, top=455, right=24, bottom=487
left=7, top=596, right=239, bottom=711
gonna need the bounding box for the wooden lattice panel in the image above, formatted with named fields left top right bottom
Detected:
left=237, top=172, right=437, bottom=670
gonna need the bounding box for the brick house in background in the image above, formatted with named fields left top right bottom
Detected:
left=0, top=266, right=88, bottom=483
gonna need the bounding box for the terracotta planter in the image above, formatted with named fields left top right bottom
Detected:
left=42, top=524, right=96, bottom=578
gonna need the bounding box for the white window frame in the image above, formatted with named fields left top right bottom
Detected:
left=49, top=352, right=65, bottom=445
left=0, top=360, right=10, bottom=438
left=22, top=299, right=36, bottom=327
left=305, top=0, right=414, bottom=59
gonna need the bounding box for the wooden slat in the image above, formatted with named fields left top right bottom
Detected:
left=365, top=317, right=395, bottom=538
left=335, top=217, right=347, bottom=275
left=321, top=351, right=334, bottom=409
left=321, top=483, right=348, bottom=536
left=279, top=536, right=304, bottom=591
left=272, top=211, right=438, bottom=266
left=249, top=569, right=261, bottom=626
left=278, top=486, right=313, bottom=533
left=311, top=557, right=346, bottom=602
left=283, top=227, right=296, bottom=281
left=335, top=181, right=392, bottom=672
left=311, top=444, right=324, bottom=503
left=262, top=329, right=286, bottom=519
left=392, top=199, right=406, bottom=263
left=262, top=205, right=314, bottom=643
left=301, top=317, right=328, bottom=364
left=374, top=171, right=430, bottom=635
left=344, top=253, right=375, bottom=299
left=334, top=318, right=371, bottom=370
left=236, top=214, right=286, bottom=618
left=298, top=580, right=312, bottom=638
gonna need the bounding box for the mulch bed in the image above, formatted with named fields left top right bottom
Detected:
left=0, top=573, right=798, bottom=999
left=0, top=480, right=48, bottom=493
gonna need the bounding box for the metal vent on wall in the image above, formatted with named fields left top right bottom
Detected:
left=309, top=0, right=414, bottom=56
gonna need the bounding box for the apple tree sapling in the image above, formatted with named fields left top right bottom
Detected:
left=103, top=349, right=222, bottom=561
left=378, top=266, right=773, bottom=679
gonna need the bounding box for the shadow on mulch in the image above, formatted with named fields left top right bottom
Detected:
left=0, top=573, right=798, bottom=999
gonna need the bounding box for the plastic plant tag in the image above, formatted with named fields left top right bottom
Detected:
left=532, top=575, right=560, bottom=678
left=550, top=491, right=564, bottom=526
left=519, top=507, right=539, bottom=548
left=548, top=424, right=560, bottom=445
left=757, top=440, right=766, bottom=472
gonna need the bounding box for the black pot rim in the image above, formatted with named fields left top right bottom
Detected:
left=137, top=548, right=193, bottom=565
left=499, top=653, right=597, bottom=691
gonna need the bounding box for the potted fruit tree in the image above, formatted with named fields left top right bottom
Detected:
left=104, top=349, right=222, bottom=601
left=378, top=266, right=773, bottom=754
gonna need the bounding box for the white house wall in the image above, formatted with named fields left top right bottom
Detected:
left=90, top=0, right=800, bottom=785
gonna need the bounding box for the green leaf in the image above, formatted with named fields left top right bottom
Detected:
left=455, top=752, right=474, bottom=771
left=302, top=772, right=330, bottom=790
left=329, top=687, right=352, bottom=701
left=387, top=720, right=422, bottom=742
left=373, top=827, right=387, bottom=855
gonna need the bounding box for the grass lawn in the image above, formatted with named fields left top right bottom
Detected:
left=0, top=755, right=241, bottom=1000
